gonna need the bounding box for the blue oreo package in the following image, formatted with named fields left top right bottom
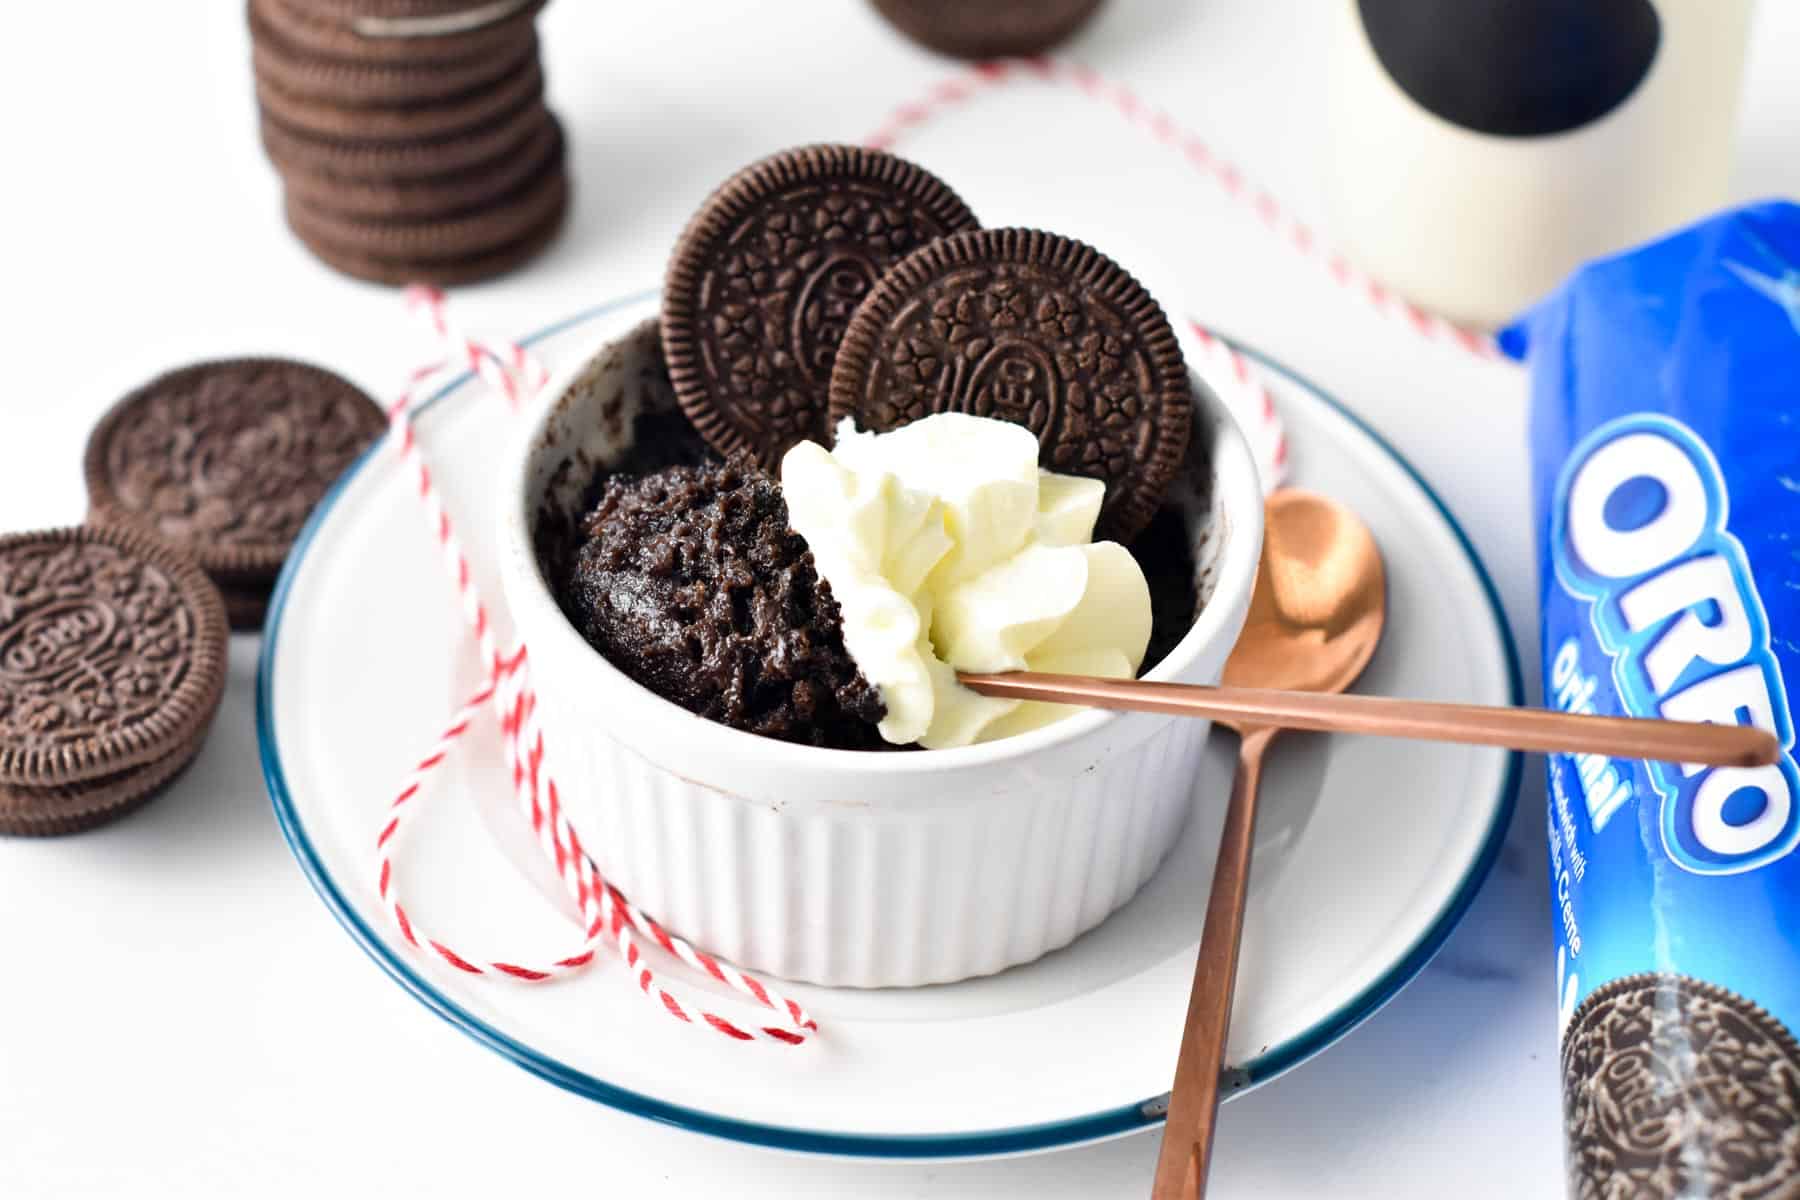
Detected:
left=1502, top=201, right=1800, bottom=1199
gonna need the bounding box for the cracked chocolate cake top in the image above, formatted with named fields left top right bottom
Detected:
left=561, top=457, right=889, bottom=749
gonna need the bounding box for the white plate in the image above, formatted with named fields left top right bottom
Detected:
left=257, top=292, right=1520, bottom=1159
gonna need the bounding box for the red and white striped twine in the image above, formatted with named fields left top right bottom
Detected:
left=371, top=285, right=816, bottom=1044
left=862, top=56, right=1501, bottom=364
left=1186, top=320, right=1289, bottom=492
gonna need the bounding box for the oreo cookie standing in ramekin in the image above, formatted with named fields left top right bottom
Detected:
left=0, top=527, right=228, bottom=835
left=84, top=359, right=389, bottom=630
left=661, top=143, right=980, bottom=468
left=829, top=227, right=1192, bottom=543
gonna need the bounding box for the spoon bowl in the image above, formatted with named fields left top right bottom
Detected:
left=1219, top=490, right=1386, bottom=701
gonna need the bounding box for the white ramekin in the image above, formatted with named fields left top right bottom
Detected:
left=497, top=316, right=1263, bottom=988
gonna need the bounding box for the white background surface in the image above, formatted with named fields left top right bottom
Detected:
left=2, top=3, right=1795, bottom=1197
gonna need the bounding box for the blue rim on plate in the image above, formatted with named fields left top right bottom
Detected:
left=256, top=292, right=1523, bottom=1159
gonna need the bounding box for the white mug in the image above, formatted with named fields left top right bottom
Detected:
left=1325, top=0, right=1752, bottom=329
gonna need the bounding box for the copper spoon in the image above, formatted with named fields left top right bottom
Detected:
left=1160, top=488, right=1384, bottom=1200
left=958, top=515, right=1776, bottom=769
left=960, top=489, right=1774, bottom=1200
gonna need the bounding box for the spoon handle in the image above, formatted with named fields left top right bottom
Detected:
left=956, top=673, right=1780, bottom=768
left=1151, top=725, right=1277, bottom=1200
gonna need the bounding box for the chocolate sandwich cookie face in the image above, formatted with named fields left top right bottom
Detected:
left=869, top=0, right=1105, bottom=59
left=1562, top=973, right=1800, bottom=1199
left=254, top=53, right=543, bottom=142
left=85, top=359, right=388, bottom=579
left=829, top=227, right=1191, bottom=542
left=0, top=527, right=228, bottom=790
left=661, top=144, right=980, bottom=468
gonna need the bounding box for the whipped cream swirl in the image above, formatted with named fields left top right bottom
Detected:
left=781, top=414, right=1153, bottom=748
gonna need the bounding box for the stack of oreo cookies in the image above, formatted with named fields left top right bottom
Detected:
left=250, top=0, right=566, bottom=285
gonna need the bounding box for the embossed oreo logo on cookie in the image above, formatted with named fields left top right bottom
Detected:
left=1562, top=973, right=1800, bottom=1199
left=828, top=227, right=1191, bottom=543
left=0, top=529, right=227, bottom=795
left=661, top=144, right=980, bottom=468
left=793, top=252, right=880, bottom=383
left=1552, top=414, right=1799, bottom=875
left=0, top=600, right=118, bottom=682
left=0, top=543, right=189, bottom=750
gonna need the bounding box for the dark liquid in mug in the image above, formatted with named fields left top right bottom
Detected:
left=1356, top=0, right=1661, bottom=138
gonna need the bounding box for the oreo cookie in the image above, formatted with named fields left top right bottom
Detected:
left=0, top=527, right=228, bottom=835
left=829, top=227, right=1191, bottom=543
left=249, top=0, right=547, bottom=64
left=279, top=113, right=561, bottom=221
left=284, top=163, right=567, bottom=285
left=84, top=359, right=388, bottom=627
left=1562, top=973, right=1800, bottom=1198
left=258, top=96, right=549, bottom=181
left=250, top=12, right=538, bottom=108
left=661, top=144, right=980, bottom=468
left=285, top=156, right=563, bottom=257
left=302, top=0, right=528, bottom=19
left=254, top=53, right=542, bottom=142
left=326, top=0, right=544, bottom=39
left=869, top=0, right=1105, bottom=59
